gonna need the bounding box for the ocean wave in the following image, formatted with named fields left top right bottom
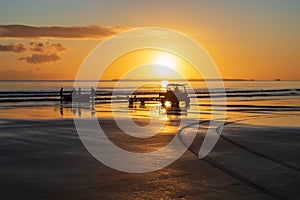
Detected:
left=0, top=88, right=299, bottom=104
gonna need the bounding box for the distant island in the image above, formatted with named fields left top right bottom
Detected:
left=110, top=78, right=256, bottom=82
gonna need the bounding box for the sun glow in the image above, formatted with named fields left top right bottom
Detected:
left=101, top=49, right=201, bottom=80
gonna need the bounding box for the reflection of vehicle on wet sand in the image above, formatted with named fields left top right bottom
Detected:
left=128, top=84, right=190, bottom=115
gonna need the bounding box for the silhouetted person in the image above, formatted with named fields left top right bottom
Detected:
left=78, top=87, right=81, bottom=96
left=90, top=87, right=95, bottom=101
left=71, top=88, right=77, bottom=96
left=60, top=87, right=63, bottom=101
left=91, top=103, right=95, bottom=117
left=174, top=86, right=179, bottom=93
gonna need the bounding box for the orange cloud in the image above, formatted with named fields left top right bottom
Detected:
left=29, top=42, right=44, bottom=52
left=0, top=41, right=67, bottom=64
left=18, top=53, right=61, bottom=64
left=50, top=42, right=66, bottom=52
left=0, top=43, right=27, bottom=53
left=0, top=25, right=127, bottom=39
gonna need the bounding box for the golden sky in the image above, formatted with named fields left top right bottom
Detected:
left=101, top=49, right=202, bottom=80
left=0, top=1, right=299, bottom=80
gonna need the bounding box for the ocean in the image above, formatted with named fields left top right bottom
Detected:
left=0, top=80, right=299, bottom=126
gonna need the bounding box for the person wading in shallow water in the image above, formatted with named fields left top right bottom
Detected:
left=59, top=87, right=63, bottom=101
left=71, top=88, right=77, bottom=96
left=90, top=87, right=95, bottom=101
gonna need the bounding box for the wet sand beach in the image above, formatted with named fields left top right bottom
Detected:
left=0, top=118, right=299, bottom=200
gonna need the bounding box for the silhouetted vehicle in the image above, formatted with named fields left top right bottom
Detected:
left=72, top=94, right=90, bottom=102
left=62, top=88, right=91, bottom=103
left=160, top=84, right=190, bottom=108
left=128, top=83, right=190, bottom=115
left=63, top=94, right=72, bottom=102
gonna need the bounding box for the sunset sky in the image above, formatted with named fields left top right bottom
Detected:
left=0, top=0, right=299, bottom=80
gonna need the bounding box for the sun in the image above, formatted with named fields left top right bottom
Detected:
left=153, top=52, right=177, bottom=69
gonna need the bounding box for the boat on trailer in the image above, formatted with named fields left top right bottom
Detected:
left=62, top=94, right=91, bottom=103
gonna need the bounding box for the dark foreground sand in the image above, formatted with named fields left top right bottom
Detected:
left=0, top=118, right=299, bottom=200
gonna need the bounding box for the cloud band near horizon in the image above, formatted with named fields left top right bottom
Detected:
left=0, top=41, right=66, bottom=64
left=0, top=25, right=127, bottom=39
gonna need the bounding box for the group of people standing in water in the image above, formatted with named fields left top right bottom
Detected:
left=59, top=87, right=96, bottom=102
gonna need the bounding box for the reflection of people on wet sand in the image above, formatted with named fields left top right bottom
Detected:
left=90, top=87, right=96, bottom=116
left=71, top=103, right=83, bottom=117
left=91, top=104, right=95, bottom=116
left=60, top=103, right=63, bottom=116
left=78, top=103, right=82, bottom=117
left=72, top=106, right=77, bottom=115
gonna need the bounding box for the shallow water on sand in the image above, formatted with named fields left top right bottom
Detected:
left=0, top=80, right=299, bottom=128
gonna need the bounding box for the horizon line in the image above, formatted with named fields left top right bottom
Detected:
left=0, top=78, right=299, bottom=82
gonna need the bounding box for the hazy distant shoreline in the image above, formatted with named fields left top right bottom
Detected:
left=1, top=79, right=299, bottom=82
